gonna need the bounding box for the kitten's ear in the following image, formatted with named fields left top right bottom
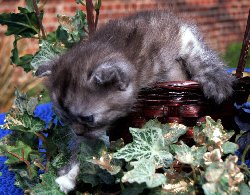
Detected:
left=93, top=63, right=130, bottom=90
left=35, top=62, right=54, bottom=77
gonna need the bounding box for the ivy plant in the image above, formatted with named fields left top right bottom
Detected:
left=0, top=0, right=250, bottom=194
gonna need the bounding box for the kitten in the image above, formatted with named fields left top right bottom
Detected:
left=37, top=10, right=235, bottom=192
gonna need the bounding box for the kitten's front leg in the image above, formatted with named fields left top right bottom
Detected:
left=55, top=162, right=80, bottom=194
left=55, top=129, right=109, bottom=194
left=179, top=24, right=236, bottom=103
left=55, top=134, right=81, bottom=194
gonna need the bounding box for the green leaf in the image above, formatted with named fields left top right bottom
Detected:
left=51, top=153, right=70, bottom=169
left=32, top=171, right=65, bottom=195
left=18, top=7, right=32, bottom=14
left=46, top=31, right=57, bottom=43
left=78, top=139, right=116, bottom=186
left=25, top=0, right=36, bottom=12
left=203, top=158, right=244, bottom=195
left=113, top=125, right=173, bottom=167
left=141, top=119, right=187, bottom=145
left=10, top=39, right=34, bottom=72
left=3, top=90, right=46, bottom=132
left=109, top=138, right=125, bottom=152
left=142, top=119, right=162, bottom=129
left=239, top=183, right=250, bottom=195
left=14, top=90, right=28, bottom=114
left=222, top=141, right=239, bottom=154
left=17, top=54, right=34, bottom=72
left=0, top=12, right=40, bottom=37
left=14, top=90, right=38, bottom=115
left=4, top=141, right=33, bottom=164
left=56, top=9, right=87, bottom=48
left=78, top=160, right=115, bottom=186
left=162, top=123, right=187, bottom=145
left=11, top=90, right=38, bottom=115
left=121, top=183, right=146, bottom=195
left=30, top=40, right=64, bottom=71
left=11, top=164, right=40, bottom=189
left=171, top=141, right=207, bottom=166
left=56, top=26, right=69, bottom=42
left=26, top=97, right=38, bottom=115
left=90, top=153, right=122, bottom=175
left=78, top=162, right=100, bottom=186
left=194, top=116, right=235, bottom=147
left=122, top=159, right=166, bottom=188
left=4, top=111, right=46, bottom=133
left=76, top=0, right=86, bottom=6
left=202, top=183, right=220, bottom=195
left=10, top=38, right=19, bottom=65
left=95, top=0, right=102, bottom=10
left=204, top=163, right=224, bottom=183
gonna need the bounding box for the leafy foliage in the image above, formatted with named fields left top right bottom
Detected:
left=113, top=122, right=174, bottom=167
left=30, top=40, right=64, bottom=70
left=0, top=0, right=89, bottom=72
left=0, top=90, right=73, bottom=192
left=202, top=155, right=245, bottom=194
left=32, top=171, right=65, bottom=195
left=56, top=9, right=87, bottom=48
left=1, top=95, right=250, bottom=194
left=77, top=139, right=118, bottom=187
left=1, top=0, right=250, bottom=194
left=122, top=159, right=166, bottom=188
left=171, top=141, right=207, bottom=166
left=111, top=117, right=250, bottom=194
left=0, top=7, right=41, bottom=37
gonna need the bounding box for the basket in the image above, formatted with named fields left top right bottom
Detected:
left=109, top=10, right=250, bottom=143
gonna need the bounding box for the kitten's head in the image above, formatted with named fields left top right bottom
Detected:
left=36, top=43, right=136, bottom=137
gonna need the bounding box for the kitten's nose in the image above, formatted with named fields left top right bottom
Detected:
left=79, top=115, right=94, bottom=123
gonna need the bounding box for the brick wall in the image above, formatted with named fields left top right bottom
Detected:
left=0, top=0, right=250, bottom=53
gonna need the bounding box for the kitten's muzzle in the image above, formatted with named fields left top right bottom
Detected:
left=71, top=122, right=104, bottom=137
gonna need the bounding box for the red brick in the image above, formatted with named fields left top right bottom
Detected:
left=0, top=0, right=250, bottom=53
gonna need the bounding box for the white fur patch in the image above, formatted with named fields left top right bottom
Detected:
left=123, top=84, right=134, bottom=99
left=180, top=25, right=202, bottom=56
left=55, top=163, right=80, bottom=194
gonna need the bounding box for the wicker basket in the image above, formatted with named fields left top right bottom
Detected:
left=109, top=10, right=250, bottom=143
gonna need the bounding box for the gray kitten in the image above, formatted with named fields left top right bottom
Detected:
left=38, top=10, right=235, bottom=136
left=37, top=11, right=235, bottom=192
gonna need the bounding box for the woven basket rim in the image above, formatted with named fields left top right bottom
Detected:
left=155, top=80, right=199, bottom=87
left=151, top=81, right=201, bottom=91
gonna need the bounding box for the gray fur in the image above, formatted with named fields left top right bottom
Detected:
left=42, top=10, right=235, bottom=136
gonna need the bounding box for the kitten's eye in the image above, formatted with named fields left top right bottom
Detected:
left=87, top=70, right=93, bottom=80
left=78, top=115, right=94, bottom=123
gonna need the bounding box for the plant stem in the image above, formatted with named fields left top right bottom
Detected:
left=239, top=164, right=250, bottom=176
left=32, top=0, right=46, bottom=38
left=191, top=165, right=197, bottom=182
left=86, top=0, right=96, bottom=35
left=95, top=9, right=100, bottom=29
left=35, top=132, right=51, bottom=171
left=94, top=0, right=102, bottom=29
left=78, top=0, right=86, bottom=6
left=120, top=180, right=125, bottom=191
left=82, top=26, right=89, bottom=35
left=241, top=144, right=250, bottom=164
left=6, top=150, right=33, bottom=178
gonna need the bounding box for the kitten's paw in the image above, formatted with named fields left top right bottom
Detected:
left=194, top=74, right=236, bottom=104
left=55, top=163, right=80, bottom=194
